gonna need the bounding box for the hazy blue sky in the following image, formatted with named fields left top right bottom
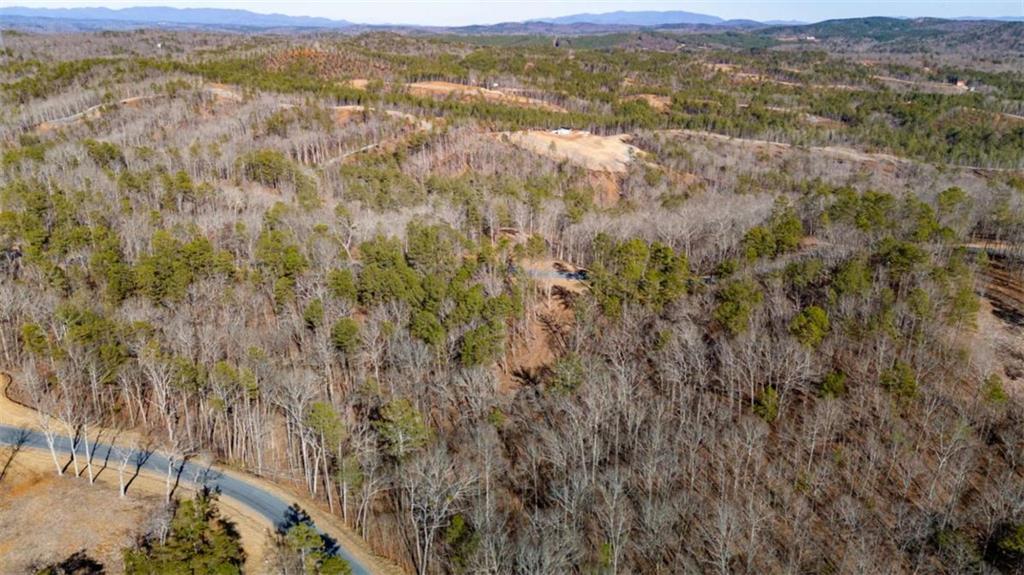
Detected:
left=16, top=0, right=1024, bottom=25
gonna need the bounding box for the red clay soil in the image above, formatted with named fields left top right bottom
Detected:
left=500, top=259, right=586, bottom=392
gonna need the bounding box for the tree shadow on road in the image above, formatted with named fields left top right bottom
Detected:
left=87, top=428, right=121, bottom=481
left=277, top=503, right=340, bottom=555
left=167, top=455, right=192, bottom=501
left=189, top=459, right=223, bottom=489
left=124, top=444, right=154, bottom=494
left=60, top=430, right=82, bottom=476
left=0, top=427, right=29, bottom=483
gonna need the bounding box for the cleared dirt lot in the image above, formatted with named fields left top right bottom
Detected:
left=502, top=258, right=587, bottom=391
left=0, top=451, right=161, bottom=574
left=407, top=81, right=566, bottom=112
left=498, top=130, right=644, bottom=173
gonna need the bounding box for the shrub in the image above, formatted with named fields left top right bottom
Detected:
left=875, top=238, right=927, bottom=278
left=589, top=235, right=689, bottom=316
left=123, top=491, right=244, bottom=574
left=405, top=221, right=459, bottom=278
left=444, top=514, right=480, bottom=575
left=880, top=361, right=917, bottom=400
left=240, top=149, right=293, bottom=188
left=714, top=279, right=763, bottom=335
left=785, top=258, right=825, bottom=291
left=947, top=282, right=979, bottom=327
left=83, top=139, right=125, bottom=170
left=549, top=353, right=585, bottom=394
left=988, top=522, right=1024, bottom=570
left=933, top=527, right=982, bottom=573
left=330, top=318, right=360, bottom=355
left=984, top=373, right=1009, bottom=404
left=256, top=229, right=308, bottom=280
left=273, top=276, right=296, bottom=309
left=410, top=310, right=445, bottom=347
left=302, top=298, right=324, bottom=330
left=327, top=268, right=357, bottom=301
left=459, top=322, right=505, bottom=367
left=375, top=398, right=430, bottom=458
left=135, top=231, right=225, bottom=304
left=789, top=306, right=830, bottom=347
left=741, top=204, right=804, bottom=260
left=833, top=257, right=872, bottom=298
left=754, top=387, right=780, bottom=423
left=820, top=371, right=847, bottom=398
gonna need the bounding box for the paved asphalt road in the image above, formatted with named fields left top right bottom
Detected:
left=0, top=424, right=372, bottom=575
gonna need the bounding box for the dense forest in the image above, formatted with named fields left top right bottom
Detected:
left=2, top=22, right=1024, bottom=574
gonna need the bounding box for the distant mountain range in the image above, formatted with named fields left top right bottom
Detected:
left=0, top=6, right=354, bottom=29
left=536, top=10, right=724, bottom=26
left=0, top=6, right=1020, bottom=33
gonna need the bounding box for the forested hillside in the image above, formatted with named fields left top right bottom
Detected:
left=2, top=25, right=1024, bottom=574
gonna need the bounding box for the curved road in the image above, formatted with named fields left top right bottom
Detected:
left=0, top=424, right=372, bottom=575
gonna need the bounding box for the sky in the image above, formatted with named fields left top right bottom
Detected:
left=11, top=0, right=1024, bottom=26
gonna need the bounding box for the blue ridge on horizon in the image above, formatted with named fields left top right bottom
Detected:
left=0, top=5, right=1020, bottom=30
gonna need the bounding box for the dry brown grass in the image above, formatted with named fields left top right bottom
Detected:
left=1, top=374, right=47, bottom=429
left=0, top=448, right=273, bottom=573
left=0, top=452, right=160, bottom=574
left=203, top=83, right=243, bottom=103
left=333, top=105, right=370, bottom=125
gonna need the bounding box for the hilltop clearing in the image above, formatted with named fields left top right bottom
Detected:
left=406, top=80, right=567, bottom=112
left=497, top=129, right=644, bottom=173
